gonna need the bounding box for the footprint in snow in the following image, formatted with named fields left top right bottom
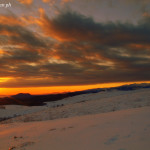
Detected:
left=104, top=135, right=119, bottom=145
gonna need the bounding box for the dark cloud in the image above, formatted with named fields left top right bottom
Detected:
left=38, top=11, right=150, bottom=45
left=0, top=49, right=43, bottom=64
left=0, top=25, right=48, bottom=48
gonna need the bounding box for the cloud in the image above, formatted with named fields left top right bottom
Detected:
left=43, top=0, right=50, bottom=3
left=17, top=0, right=33, bottom=5
left=61, top=0, right=73, bottom=4
left=0, top=15, right=49, bottom=49
left=37, top=11, right=150, bottom=46
left=0, top=11, right=150, bottom=88
left=0, top=15, right=23, bottom=26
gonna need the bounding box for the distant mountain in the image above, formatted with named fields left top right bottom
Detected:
left=0, top=83, right=149, bottom=106
left=80, top=83, right=150, bottom=93
left=80, top=88, right=105, bottom=94
left=12, top=93, right=33, bottom=99
left=112, top=83, right=150, bottom=91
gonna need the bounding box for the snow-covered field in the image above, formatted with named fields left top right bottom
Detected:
left=0, top=88, right=150, bottom=150
left=0, top=107, right=150, bottom=150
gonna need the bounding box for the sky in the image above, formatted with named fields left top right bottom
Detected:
left=0, top=0, right=150, bottom=95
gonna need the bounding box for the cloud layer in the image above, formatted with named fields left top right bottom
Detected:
left=0, top=9, right=150, bottom=87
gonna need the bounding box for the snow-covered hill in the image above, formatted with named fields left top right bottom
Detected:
left=0, top=88, right=150, bottom=150
left=1, top=88, right=150, bottom=123
left=0, top=107, right=150, bottom=150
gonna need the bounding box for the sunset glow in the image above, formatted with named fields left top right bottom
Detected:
left=0, top=0, right=150, bottom=96
left=0, top=78, right=12, bottom=83
left=0, top=81, right=150, bottom=97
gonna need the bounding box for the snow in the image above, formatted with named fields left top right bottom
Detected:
left=0, top=88, right=150, bottom=150
left=1, top=88, right=150, bottom=123
left=0, top=105, right=47, bottom=119
left=0, top=107, right=150, bottom=150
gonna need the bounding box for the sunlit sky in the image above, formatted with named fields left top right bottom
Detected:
left=0, top=0, right=150, bottom=96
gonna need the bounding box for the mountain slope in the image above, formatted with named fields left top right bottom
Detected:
left=1, top=88, right=150, bottom=123
left=0, top=107, right=150, bottom=150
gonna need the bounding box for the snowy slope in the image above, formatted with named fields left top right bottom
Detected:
left=0, top=107, right=150, bottom=150
left=0, top=105, right=48, bottom=119
left=1, top=88, right=149, bottom=123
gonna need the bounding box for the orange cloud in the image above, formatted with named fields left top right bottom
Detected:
left=0, top=15, right=24, bottom=38
left=18, top=0, right=33, bottom=5
left=128, top=44, right=150, bottom=51
left=42, top=0, right=50, bottom=3
left=0, top=15, right=22, bottom=25
left=20, top=16, right=36, bottom=25
left=42, top=0, right=73, bottom=4
left=0, top=50, right=4, bottom=55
